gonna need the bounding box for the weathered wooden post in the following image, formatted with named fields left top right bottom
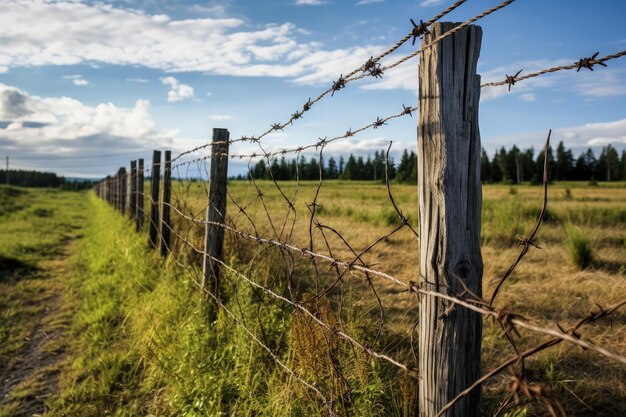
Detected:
left=137, top=159, right=144, bottom=232
left=149, top=151, right=161, bottom=248
left=160, top=150, right=172, bottom=256
left=417, top=23, right=483, bottom=417
left=119, top=167, right=127, bottom=215
left=203, top=129, right=229, bottom=315
left=130, top=160, right=137, bottom=220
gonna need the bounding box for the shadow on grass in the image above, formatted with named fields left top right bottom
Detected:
left=0, top=256, right=39, bottom=283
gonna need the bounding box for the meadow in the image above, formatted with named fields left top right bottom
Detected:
left=0, top=181, right=624, bottom=417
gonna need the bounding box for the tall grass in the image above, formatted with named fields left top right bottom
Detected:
left=564, top=224, right=595, bottom=270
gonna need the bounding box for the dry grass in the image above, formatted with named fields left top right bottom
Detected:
left=161, top=179, right=625, bottom=415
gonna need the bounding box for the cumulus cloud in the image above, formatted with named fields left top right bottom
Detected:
left=0, top=83, right=177, bottom=175
left=160, top=76, right=194, bottom=102
left=0, top=0, right=385, bottom=87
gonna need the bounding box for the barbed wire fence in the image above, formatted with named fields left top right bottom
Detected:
left=93, top=1, right=626, bottom=416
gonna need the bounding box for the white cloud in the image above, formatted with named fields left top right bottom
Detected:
left=356, top=0, right=384, bottom=5
left=0, top=66, right=8, bottom=73
left=295, top=0, right=327, bottom=5
left=521, top=93, right=536, bottom=102
left=0, top=83, right=177, bottom=174
left=126, top=78, right=150, bottom=83
left=0, top=0, right=384, bottom=85
left=63, top=74, right=89, bottom=86
left=575, top=69, right=626, bottom=97
left=209, top=115, right=233, bottom=120
left=421, top=0, right=444, bottom=6
left=160, top=76, right=194, bottom=102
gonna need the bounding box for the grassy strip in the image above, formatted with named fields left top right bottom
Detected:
left=0, top=187, right=87, bottom=416
left=48, top=193, right=410, bottom=416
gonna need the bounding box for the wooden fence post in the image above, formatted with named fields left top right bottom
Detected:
left=160, top=150, right=172, bottom=256
left=130, top=160, right=137, bottom=220
left=203, top=129, right=229, bottom=313
left=417, top=23, right=483, bottom=417
left=137, top=159, right=144, bottom=232
left=149, top=151, right=161, bottom=248
left=119, top=167, right=127, bottom=216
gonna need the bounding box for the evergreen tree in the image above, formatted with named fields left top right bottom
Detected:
left=252, top=159, right=266, bottom=179
left=342, top=155, right=356, bottom=180
left=480, top=148, right=491, bottom=183
left=596, top=145, right=620, bottom=181
left=338, top=156, right=345, bottom=176
left=555, top=141, right=574, bottom=181
left=327, top=157, right=338, bottom=179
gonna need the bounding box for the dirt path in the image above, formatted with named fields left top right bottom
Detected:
left=0, top=239, right=78, bottom=417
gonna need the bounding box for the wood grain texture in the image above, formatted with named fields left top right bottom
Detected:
left=129, top=160, right=137, bottom=222
left=203, top=129, right=230, bottom=304
left=417, top=22, right=483, bottom=417
left=149, top=150, right=161, bottom=248
left=160, top=151, right=172, bottom=257
left=137, top=158, right=144, bottom=232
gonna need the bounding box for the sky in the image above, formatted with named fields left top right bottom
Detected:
left=1, top=0, right=626, bottom=178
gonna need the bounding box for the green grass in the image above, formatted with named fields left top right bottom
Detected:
left=2, top=182, right=625, bottom=416
left=0, top=186, right=88, bottom=416
left=564, top=224, right=595, bottom=270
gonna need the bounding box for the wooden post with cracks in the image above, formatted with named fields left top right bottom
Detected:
left=160, top=150, right=172, bottom=256
left=417, top=23, right=483, bottom=417
left=149, top=151, right=161, bottom=248
left=203, top=128, right=229, bottom=319
left=137, top=158, right=144, bottom=232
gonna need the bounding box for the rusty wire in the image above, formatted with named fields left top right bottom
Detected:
left=482, top=49, right=626, bottom=89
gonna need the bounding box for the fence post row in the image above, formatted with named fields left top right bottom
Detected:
left=417, top=23, right=483, bottom=417
left=149, top=151, right=161, bottom=248
left=137, top=158, right=144, bottom=232
left=160, top=151, right=172, bottom=257
left=203, top=128, right=230, bottom=315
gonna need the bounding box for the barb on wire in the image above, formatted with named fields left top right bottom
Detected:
left=505, top=69, right=523, bottom=91
left=577, top=51, right=607, bottom=72
left=410, top=18, right=430, bottom=45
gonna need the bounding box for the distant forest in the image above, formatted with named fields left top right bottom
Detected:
left=239, top=142, right=626, bottom=183
left=0, top=169, right=95, bottom=190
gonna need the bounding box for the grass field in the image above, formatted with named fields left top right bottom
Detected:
left=0, top=181, right=624, bottom=416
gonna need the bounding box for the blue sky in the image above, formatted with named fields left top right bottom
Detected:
left=1, top=0, right=626, bottom=178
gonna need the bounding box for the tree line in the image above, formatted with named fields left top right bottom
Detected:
left=0, top=169, right=96, bottom=189
left=240, top=150, right=418, bottom=182
left=240, top=142, right=626, bottom=183
left=481, top=142, right=626, bottom=183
